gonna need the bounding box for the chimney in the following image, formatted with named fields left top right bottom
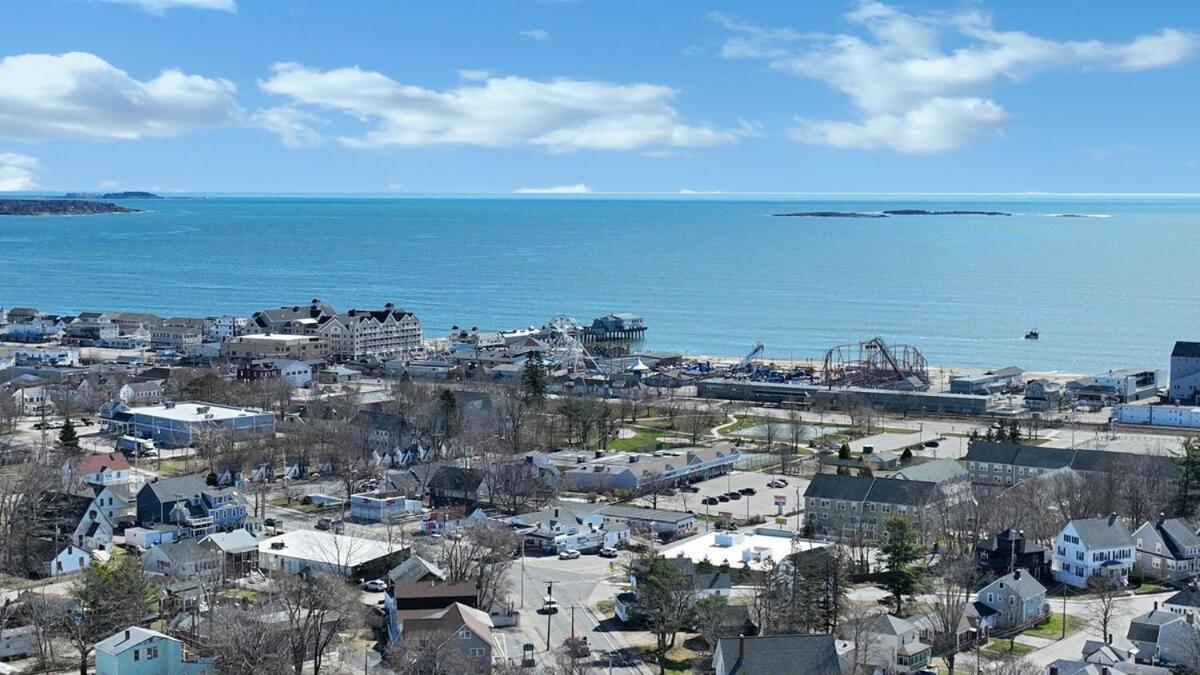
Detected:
left=1109, top=512, right=1117, bottom=525
left=1158, top=512, right=1167, bottom=526
left=124, top=629, right=130, bottom=641
left=1013, top=569, right=1021, bottom=580
left=1049, top=668, right=1058, bottom=675
left=1154, top=601, right=1159, bottom=611
left=554, top=508, right=559, bottom=519
left=595, top=450, right=603, bottom=459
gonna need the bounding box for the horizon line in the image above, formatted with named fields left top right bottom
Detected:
left=10, top=190, right=1200, bottom=198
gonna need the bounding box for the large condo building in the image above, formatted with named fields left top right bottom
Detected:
left=248, top=298, right=422, bottom=362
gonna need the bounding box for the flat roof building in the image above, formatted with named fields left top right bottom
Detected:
left=221, top=333, right=329, bottom=361
left=101, top=401, right=275, bottom=448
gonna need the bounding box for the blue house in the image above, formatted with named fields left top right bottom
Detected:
left=95, top=626, right=213, bottom=675
left=137, top=476, right=248, bottom=536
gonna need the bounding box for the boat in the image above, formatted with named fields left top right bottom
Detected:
left=1024, top=330, right=1039, bottom=340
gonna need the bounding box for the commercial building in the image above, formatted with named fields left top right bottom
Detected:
left=150, top=326, right=204, bottom=352
left=949, top=366, right=1024, bottom=395
left=1115, top=403, right=1200, bottom=430
left=696, top=379, right=990, bottom=415
left=248, top=299, right=422, bottom=362
left=1170, top=341, right=1200, bottom=404
left=659, top=527, right=828, bottom=572
left=1070, top=369, right=1161, bottom=404
left=101, top=401, right=276, bottom=448
left=349, top=490, right=423, bottom=522
left=548, top=445, right=740, bottom=494
left=257, top=529, right=405, bottom=578
left=220, top=333, right=329, bottom=361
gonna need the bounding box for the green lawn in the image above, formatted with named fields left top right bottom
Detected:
left=1023, top=613, right=1084, bottom=639
left=151, top=458, right=195, bottom=477
left=980, top=640, right=1036, bottom=659
left=1132, top=581, right=1170, bottom=594
left=608, top=426, right=665, bottom=452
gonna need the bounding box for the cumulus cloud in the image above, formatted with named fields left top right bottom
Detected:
left=258, top=62, right=744, bottom=152
left=96, top=0, right=236, bottom=15
left=0, top=153, right=39, bottom=191
left=457, top=69, right=492, bottom=81
left=718, top=2, right=1199, bottom=152
left=518, top=28, right=549, bottom=41
left=515, top=183, right=591, bottom=194
left=0, top=52, right=240, bottom=142
left=252, top=106, right=324, bottom=148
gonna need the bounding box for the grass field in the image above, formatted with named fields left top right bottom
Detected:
left=980, top=639, right=1036, bottom=659
left=1023, top=613, right=1084, bottom=639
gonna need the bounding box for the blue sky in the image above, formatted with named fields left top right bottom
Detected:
left=0, top=0, right=1197, bottom=193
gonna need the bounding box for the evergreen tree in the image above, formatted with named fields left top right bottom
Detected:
left=838, top=442, right=852, bottom=460
left=1177, top=437, right=1200, bottom=516
left=58, top=417, right=80, bottom=453
left=879, top=516, right=924, bottom=615
left=438, top=389, right=458, bottom=438
left=900, top=447, right=914, bottom=464
left=65, top=556, right=155, bottom=675
left=1008, top=418, right=1021, bottom=443
left=520, top=355, right=547, bottom=405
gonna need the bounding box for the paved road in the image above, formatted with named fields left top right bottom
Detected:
left=504, top=551, right=650, bottom=673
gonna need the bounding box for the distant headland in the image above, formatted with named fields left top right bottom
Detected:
left=60, top=191, right=162, bottom=200
left=773, top=209, right=1012, bottom=218
left=0, top=199, right=141, bottom=216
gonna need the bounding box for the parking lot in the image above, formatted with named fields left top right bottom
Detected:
left=631, top=470, right=809, bottom=526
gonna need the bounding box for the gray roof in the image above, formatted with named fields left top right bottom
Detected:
left=864, top=478, right=939, bottom=507
left=864, top=613, right=919, bottom=637
left=200, top=529, right=258, bottom=554
left=966, top=441, right=1176, bottom=476
left=1173, top=341, right=1200, bottom=359
left=1127, top=610, right=1184, bottom=643
left=142, top=475, right=208, bottom=503
left=1165, top=586, right=1200, bottom=609
left=387, top=555, right=447, bottom=584
left=980, top=569, right=1046, bottom=600
left=804, top=473, right=875, bottom=501
left=95, top=627, right=178, bottom=656
left=892, top=459, right=968, bottom=484
left=715, top=634, right=844, bottom=675
left=151, top=539, right=217, bottom=565
left=1070, top=516, right=1134, bottom=550
left=597, top=504, right=694, bottom=524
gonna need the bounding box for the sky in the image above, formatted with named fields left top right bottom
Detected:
left=0, top=0, right=1197, bottom=194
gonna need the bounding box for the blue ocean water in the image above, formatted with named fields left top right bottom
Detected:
left=1, top=194, right=1197, bottom=373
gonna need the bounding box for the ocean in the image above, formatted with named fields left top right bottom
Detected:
left=2, top=194, right=1197, bottom=373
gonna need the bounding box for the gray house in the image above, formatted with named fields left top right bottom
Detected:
left=974, top=569, right=1048, bottom=630
left=1133, top=517, right=1200, bottom=581
left=141, top=540, right=221, bottom=582
left=1169, top=341, right=1200, bottom=405
left=713, top=634, right=849, bottom=675
left=1126, top=609, right=1196, bottom=667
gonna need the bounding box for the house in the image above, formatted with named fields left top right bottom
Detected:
left=595, top=504, right=696, bottom=536
left=136, top=475, right=248, bottom=534
left=93, top=483, right=138, bottom=523
left=713, top=634, right=850, bottom=675
left=11, top=385, right=53, bottom=416
left=977, top=528, right=1052, bottom=580
left=257, top=529, right=405, bottom=578
left=119, top=380, right=165, bottom=405
left=43, top=544, right=93, bottom=577
left=616, top=557, right=732, bottom=623
left=198, top=529, right=259, bottom=580
left=974, top=569, right=1048, bottom=630
left=393, top=581, right=478, bottom=611
left=383, top=601, right=493, bottom=669
left=419, top=507, right=488, bottom=535
left=1126, top=609, right=1197, bottom=667
left=150, top=325, right=203, bottom=353
left=1169, top=341, right=1200, bottom=405
left=387, top=554, right=447, bottom=585
left=0, top=625, right=37, bottom=660
left=1133, top=516, right=1200, bottom=581
left=63, top=452, right=132, bottom=489
left=141, top=540, right=222, bottom=582
left=124, top=525, right=181, bottom=551
left=349, top=490, right=423, bottom=523
left=1046, top=659, right=1172, bottom=675
left=1163, top=586, right=1200, bottom=620
left=40, top=490, right=114, bottom=552
left=425, top=466, right=485, bottom=507
left=1025, top=379, right=1064, bottom=411
left=1052, top=515, right=1136, bottom=589
left=94, top=626, right=213, bottom=675
left=355, top=410, right=410, bottom=453
left=860, top=614, right=933, bottom=674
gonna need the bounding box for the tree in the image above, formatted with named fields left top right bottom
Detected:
left=879, top=517, right=925, bottom=615
left=64, top=556, right=155, bottom=675
left=57, top=417, right=80, bottom=454
left=275, top=572, right=360, bottom=675
left=630, top=552, right=695, bottom=675
left=519, top=355, right=547, bottom=406
left=924, top=555, right=980, bottom=673
left=1087, top=576, right=1125, bottom=644
left=427, top=520, right=517, bottom=612
left=1177, top=437, right=1200, bottom=516
left=838, top=442, right=852, bottom=461
left=900, top=447, right=914, bottom=464
left=437, top=389, right=459, bottom=440
left=693, top=593, right=729, bottom=653
left=207, top=606, right=293, bottom=675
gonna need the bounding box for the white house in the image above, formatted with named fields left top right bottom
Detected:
left=257, top=529, right=404, bottom=577
left=267, top=359, right=312, bottom=388
left=63, top=452, right=132, bottom=489
left=11, top=386, right=53, bottom=416
left=118, top=380, right=165, bottom=405
left=45, top=544, right=92, bottom=577
left=1052, top=515, right=1136, bottom=589
left=1126, top=610, right=1197, bottom=668
left=508, top=504, right=624, bottom=554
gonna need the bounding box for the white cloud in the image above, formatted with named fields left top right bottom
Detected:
left=719, top=3, right=1199, bottom=152
left=0, top=152, right=39, bottom=191
left=258, top=62, right=744, bottom=152
left=458, top=69, right=492, bottom=81
left=519, top=28, right=549, bottom=41
left=96, top=0, right=235, bottom=15
left=515, top=183, right=591, bottom=194
left=0, top=52, right=240, bottom=142
left=252, top=106, right=325, bottom=148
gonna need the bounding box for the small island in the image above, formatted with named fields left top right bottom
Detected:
left=774, top=209, right=1012, bottom=218
left=0, top=199, right=141, bottom=216
left=61, top=191, right=162, bottom=200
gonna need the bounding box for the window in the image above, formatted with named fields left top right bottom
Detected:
left=146, top=646, right=159, bottom=659
left=469, top=648, right=486, bottom=658
left=134, top=649, right=141, bottom=661
left=457, top=628, right=471, bottom=639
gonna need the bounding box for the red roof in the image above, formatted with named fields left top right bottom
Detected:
left=76, top=452, right=130, bottom=475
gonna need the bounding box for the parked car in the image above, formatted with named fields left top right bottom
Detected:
left=767, top=479, right=788, bottom=488
left=680, top=485, right=699, bottom=493
left=316, top=518, right=333, bottom=531
left=659, top=488, right=676, bottom=497
left=702, top=497, right=719, bottom=506
left=542, top=597, right=559, bottom=614
left=923, top=440, right=939, bottom=448
left=726, top=492, right=742, bottom=500
left=558, top=549, right=581, bottom=560
left=361, top=579, right=388, bottom=592
left=739, top=487, right=757, bottom=495
left=599, top=547, right=619, bottom=558
left=717, top=495, right=730, bottom=502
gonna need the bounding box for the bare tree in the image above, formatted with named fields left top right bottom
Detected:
left=1087, top=576, right=1125, bottom=644
left=207, top=606, right=294, bottom=675
left=275, top=572, right=362, bottom=675
left=425, top=520, right=517, bottom=612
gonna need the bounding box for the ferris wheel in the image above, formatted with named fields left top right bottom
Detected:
left=547, top=315, right=595, bottom=374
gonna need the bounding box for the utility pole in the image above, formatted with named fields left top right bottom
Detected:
left=570, top=605, right=576, bottom=639
left=545, top=582, right=554, bottom=651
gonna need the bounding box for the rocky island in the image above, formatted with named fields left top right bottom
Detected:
left=774, top=209, right=1012, bottom=218
left=61, top=191, right=162, bottom=199
left=0, top=199, right=141, bottom=216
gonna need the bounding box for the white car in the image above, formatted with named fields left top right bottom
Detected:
left=558, top=549, right=581, bottom=560
left=599, top=547, right=619, bottom=558
left=361, top=579, right=388, bottom=592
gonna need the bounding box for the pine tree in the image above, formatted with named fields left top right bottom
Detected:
left=520, top=355, right=547, bottom=405
left=838, top=442, right=852, bottom=460
left=879, top=516, right=924, bottom=615
left=58, top=417, right=80, bottom=453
